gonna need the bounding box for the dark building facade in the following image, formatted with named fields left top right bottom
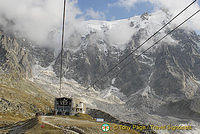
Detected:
left=54, top=97, right=73, bottom=115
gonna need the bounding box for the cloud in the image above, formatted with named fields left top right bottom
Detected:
left=154, top=0, right=200, bottom=31
left=0, top=0, right=199, bottom=50
left=108, top=0, right=152, bottom=10
left=109, top=0, right=200, bottom=30
left=85, top=8, right=106, bottom=20
left=106, top=21, right=137, bottom=49
left=0, top=0, right=82, bottom=47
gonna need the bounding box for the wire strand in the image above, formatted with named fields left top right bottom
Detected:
left=113, top=9, right=200, bottom=79
left=86, top=0, right=197, bottom=90
left=59, top=0, right=67, bottom=97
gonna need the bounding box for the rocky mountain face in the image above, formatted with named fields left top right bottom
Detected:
left=51, top=12, right=200, bottom=125
left=1, top=11, right=200, bottom=132
left=0, top=30, right=53, bottom=126
left=126, top=30, right=200, bottom=122
left=0, top=30, right=32, bottom=79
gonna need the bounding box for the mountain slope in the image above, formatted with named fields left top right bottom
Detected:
left=1, top=10, right=200, bottom=134
left=47, top=11, right=200, bottom=133
left=0, top=30, right=54, bottom=126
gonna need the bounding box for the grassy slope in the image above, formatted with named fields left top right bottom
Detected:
left=0, top=77, right=54, bottom=126
left=0, top=31, right=54, bottom=126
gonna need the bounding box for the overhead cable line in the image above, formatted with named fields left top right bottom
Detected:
left=59, top=0, right=67, bottom=97
left=86, top=0, right=197, bottom=90
left=113, top=9, right=200, bottom=79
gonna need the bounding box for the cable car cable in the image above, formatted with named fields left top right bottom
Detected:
left=59, top=0, right=67, bottom=97
left=86, top=0, right=198, bottom=90
left=112, top=9, right=200, bottom=80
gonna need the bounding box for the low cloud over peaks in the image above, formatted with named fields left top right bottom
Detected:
left=110, top=0, right=200, bottom=30
left=0, top=0, right=200, bottom=49
left=0, top=0, right=103, bottom=47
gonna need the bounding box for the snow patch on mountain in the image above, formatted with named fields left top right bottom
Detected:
left=30, top=64, right=125, bottom=108
left=100, top=86, right=126, bottom=103
left=64, top=10, right=178, bottom=53
left=141, top=86, right=151, bottom=98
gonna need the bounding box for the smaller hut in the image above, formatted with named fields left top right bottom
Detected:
left=71, top=98, right=86, bottom=115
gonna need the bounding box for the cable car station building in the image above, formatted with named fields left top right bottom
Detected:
left=54, top=97, right=86, bottom=115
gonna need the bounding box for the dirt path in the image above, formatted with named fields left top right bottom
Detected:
left=41, top=116, right=86, bottom=134
left=40, top=116, right=138, bottom=134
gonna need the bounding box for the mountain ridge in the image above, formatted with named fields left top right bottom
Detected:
left=1, top=11, right=200, bottom=133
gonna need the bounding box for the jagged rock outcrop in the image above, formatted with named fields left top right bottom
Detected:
left=0, top=30, right=32, bottom=79
left=0, top=30, right=53, bottom=125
